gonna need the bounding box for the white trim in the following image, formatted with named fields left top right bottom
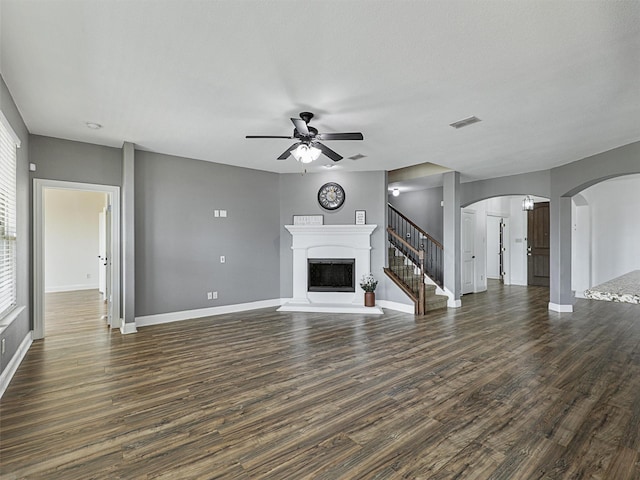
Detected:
left=135, top=298, right=284, bottom=327
left=377, top=300, right=414, bottom=314
left=0, top=305, right=25, bottom=333
left=548, top=302, right=573, bottom=313
left=0, top=110, right=21, bottom=147
left=120, top=321, right=137, bottom=335
left=448, top=298, right=462, bottom=308
left=45, top=284, right=100, bottom=293
left=439, top=285, right=461, bottom=308
left=0, top=330, right=32, bottom=399
left=33, top=180, right=121, bottom=339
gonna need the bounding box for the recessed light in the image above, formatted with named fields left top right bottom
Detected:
left=323, top=164, right=335, bottom=169
left=86, top=122, right=102, bottom=130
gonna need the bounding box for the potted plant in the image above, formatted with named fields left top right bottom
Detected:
left=360, top=273, right=378, bottom=307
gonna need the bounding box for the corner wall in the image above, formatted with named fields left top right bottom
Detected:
left=134, top=151, right=281, bottom=317
left=0, top=75, right=30, bottom=379
left=279, top=171, right=387, bottom=300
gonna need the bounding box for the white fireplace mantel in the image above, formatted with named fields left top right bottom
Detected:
left=278, top=224, right=383, bottom=314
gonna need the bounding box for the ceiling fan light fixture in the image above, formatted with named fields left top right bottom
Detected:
left=292, top=144, right=321, bottom=164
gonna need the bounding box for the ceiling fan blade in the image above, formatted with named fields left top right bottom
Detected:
left=291, top=118, right=309, bottom=136
left=277, top=143, right=300, bottom=160
left=315, top=142, right=343, bottom=162
left=246, top=135, right=293, bottom=139
left=317, top=132, right=364, bottom=141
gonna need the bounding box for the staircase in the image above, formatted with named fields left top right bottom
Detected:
left=385, top=204, right=448, bottom=315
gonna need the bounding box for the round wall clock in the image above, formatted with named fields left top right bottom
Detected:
left=317, top=182, right=345, bottom=210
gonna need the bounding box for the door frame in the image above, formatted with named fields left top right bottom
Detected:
left=461, top=209, right=476, bottom=295
left=33, top=179, right=121, bottom=339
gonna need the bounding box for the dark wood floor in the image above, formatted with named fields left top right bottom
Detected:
left=2, top=286, right=640, bottom=479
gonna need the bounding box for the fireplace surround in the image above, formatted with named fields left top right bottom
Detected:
left=278, top=224, right=383, bottom=314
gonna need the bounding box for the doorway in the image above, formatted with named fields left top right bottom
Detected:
left=487, top=215, right=510, bottom=284
left=33, top=180, right=120, bottom=340
left=461, top=210, right=476, bottom=294
left=527, top=201, right=550, bottom=286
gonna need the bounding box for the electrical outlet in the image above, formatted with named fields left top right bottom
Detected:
left=207, top=292, right=213, bottom=300
left=220, top=210, right=227, bottom=218
left=220, top=255, right=226, bottom=264
left=212, top=291, right=218, bottom=299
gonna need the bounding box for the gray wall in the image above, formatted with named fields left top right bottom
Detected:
left=549, top=140, right=640, bottom=307
left=461, top=169, right=551, bottom=207
left=551, top=141, right=640, bottom=197
left=0, top=76, right=30, bottom=376
left=388, top=186, right=443, bottom=244
left=135, top=151, right=280, bottom=316
left=279, top=171, right=387, bottom=299
left=29, top=135, right=122, bottom=186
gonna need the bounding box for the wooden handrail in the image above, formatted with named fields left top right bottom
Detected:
left=387, top=227, right=420, bottom=256
left=388, top=203, right=443, bottom=249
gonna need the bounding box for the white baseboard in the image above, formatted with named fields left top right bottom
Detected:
left=135, top=298, right=285, bottom=328
left=376, top=300, right=414, bottom=314
left=548, top=302, right=573, bottom=313
left=0, top=330, right=33, bottom=399
left=45, top=284, right=99, bottom=293
left=448, top=298, right=462, bottom=308
left=120, top=321, right=137, bottom=334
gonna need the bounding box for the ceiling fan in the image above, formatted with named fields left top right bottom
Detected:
left=246, top=112, right=364, bottom=163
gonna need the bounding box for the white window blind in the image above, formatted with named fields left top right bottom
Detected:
left=0, top=112, right=18, bottom=319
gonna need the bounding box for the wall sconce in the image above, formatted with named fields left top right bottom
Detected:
left=522, top=195, right=534, bottom=211
left=392, top=188, right=400, bottom=197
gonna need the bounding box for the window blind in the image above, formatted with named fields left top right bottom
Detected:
left=0, top=113, right=18, bottom=319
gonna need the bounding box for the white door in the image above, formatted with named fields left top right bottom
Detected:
left=486, top=215, right=501, bottom=279
left=501, top=217, right=511, bottom=285
left=461, top=210, right=476, bottom=294
left=98, top=209, right=106, bottom=297
left=104, top=203, right=113, bottom=326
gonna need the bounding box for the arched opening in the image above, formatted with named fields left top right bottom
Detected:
left=571, top=173, right=640, bottom=298
left=462, top=194, right=550, bottom=294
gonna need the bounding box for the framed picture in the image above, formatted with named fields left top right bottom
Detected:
left=355, top=210, right=366, bottom=225
left=293, top=215, right=324, bottom=226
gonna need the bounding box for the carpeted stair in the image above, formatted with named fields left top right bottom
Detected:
left=386, top=249, right=448, bottom=313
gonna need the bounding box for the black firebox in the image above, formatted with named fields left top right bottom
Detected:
left=307, top=259, right=355, bottom=292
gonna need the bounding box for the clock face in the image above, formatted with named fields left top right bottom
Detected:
left=317, top=182, right=345, bottom=210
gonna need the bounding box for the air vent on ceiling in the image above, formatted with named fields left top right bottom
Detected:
left=449, top=116, right=481, bottom=129
left=348, top=153, right=366, bottom=160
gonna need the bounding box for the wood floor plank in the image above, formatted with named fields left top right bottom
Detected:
left=2, top=285, right=640, bottom=478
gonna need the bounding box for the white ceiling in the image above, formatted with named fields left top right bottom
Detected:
left=1, top=1, right=639, bottom=182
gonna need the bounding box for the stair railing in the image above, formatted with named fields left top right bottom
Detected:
left=387, top=227, right=425, bottom=315
left=387, top=203, right=444, bottom=287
